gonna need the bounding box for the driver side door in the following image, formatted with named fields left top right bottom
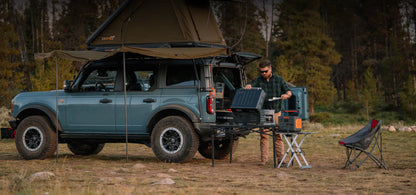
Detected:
left=64, top=69, right=117, bottom=133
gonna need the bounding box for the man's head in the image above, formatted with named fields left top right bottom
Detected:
left=259, top=60, right=272, bottom=79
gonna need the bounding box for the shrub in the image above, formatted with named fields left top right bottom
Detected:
left=0, top=107, right=12, bottom=127
left=309, top=112, right=331, bottom=123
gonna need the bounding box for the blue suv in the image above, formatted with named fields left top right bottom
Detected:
left=9, top=52, right=264, bottom=162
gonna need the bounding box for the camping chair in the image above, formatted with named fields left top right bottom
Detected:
left=339, top=119, right=388, bottom=171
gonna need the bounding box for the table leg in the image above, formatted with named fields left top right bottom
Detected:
left=211, top=128, right=215, bottom=167
left=295, top=134, right=312, bottom=169
left=229, top=128, right=233, bottom=164
left=278, top=134, right=293, bottom=168
left=273, top=127, right=276, bottom=168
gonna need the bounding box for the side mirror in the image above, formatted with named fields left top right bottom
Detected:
left=64, top=80, right=73, bottom=92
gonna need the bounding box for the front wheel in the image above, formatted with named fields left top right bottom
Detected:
left=151, top=116, right=199, bottom=163
left=198, top=138, right=239, bottom=159
left=15, top=116, right=57, bottom=160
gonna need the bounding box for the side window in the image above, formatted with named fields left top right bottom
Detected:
left=166, top=65, right=199, bottom=87
left=128, top=70, right=155, bottom=91
left=213, top=67, right=240, bottom=88
left=81, top=69, right=117, bottom=92
left=213, top=67, right=241, bottom=99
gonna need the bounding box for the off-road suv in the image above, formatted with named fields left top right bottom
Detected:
left=9, top=52, right=263, bottom=162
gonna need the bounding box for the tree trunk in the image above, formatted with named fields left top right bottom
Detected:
left=310, top=104, right=314, bottom=116
left=412, top=57, right=416, bottom=90
left=40, top=3, right=44, bottom=53
left=263, top=0, right=269, bottom=58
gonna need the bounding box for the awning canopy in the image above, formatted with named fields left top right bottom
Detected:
left=35, top=46, right=228, bottom=61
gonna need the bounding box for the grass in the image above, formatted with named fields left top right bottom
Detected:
left=0, top=125, right=415, bottom=194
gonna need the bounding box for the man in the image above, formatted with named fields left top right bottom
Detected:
left=245, top=59, right=292, bottom=166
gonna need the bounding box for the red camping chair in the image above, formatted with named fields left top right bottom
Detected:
left=339, top=119, right=388, bottom=171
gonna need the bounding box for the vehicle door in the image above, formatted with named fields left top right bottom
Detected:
left=115, top=69, right=160, bottom=134
left=64, top=68, right=117, bottom=133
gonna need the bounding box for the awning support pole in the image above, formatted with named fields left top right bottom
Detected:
left=123, top=52, right=129, bottom=163
left=55, top=57, right=59, bottom=163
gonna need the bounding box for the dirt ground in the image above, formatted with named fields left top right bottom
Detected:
left=0, top=128, right=415, bottom=194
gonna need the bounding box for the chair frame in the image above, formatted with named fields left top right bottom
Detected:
left=340, top=120, right=388, bottom=171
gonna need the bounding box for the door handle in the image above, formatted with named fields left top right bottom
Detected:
left=143, top=98, right=156, bottom=103
left=99, top=98, right=112, bottom=103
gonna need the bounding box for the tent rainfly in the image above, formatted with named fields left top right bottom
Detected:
left=86, top=0, right=227, bottom=50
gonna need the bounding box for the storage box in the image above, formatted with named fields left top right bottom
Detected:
left=230, top=88, right=265, bottom=110
left=261, top=109, right=275, bottom=125
left=232, top=110, right=260, bottom=124
left=281, top=87, right=309, bottom=121
left=278, top=116, right=302, bottom=132
left=1, top=128, right=13, bottom=139
left=231, top=88, right=265, bottom=124
left=215, top=82, right=224, bottom=99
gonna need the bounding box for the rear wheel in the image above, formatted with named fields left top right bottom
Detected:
left=15, top=116, right=57, bottom=160
left=151, top=116, right=199, bottom=163
left=198, top=138, right=239, bottom=159
left=67, top=142, right=105, bottom=156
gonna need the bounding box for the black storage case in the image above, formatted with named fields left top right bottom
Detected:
left=231, top=88, right=265, bottom=124
left=278, top=116, right=302, bottom=132
left=1, top=128, right=13, bottom=139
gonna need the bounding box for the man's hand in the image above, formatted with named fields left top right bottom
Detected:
left=245, top=84, right=252, bottom=89
left=280, top=91, right=292, bottom=100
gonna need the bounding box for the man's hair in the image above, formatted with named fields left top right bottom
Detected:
left=259, top=60, right=271, bottom=68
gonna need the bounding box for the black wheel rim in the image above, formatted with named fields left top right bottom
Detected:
left=160, top=127, right=183, bottom=154
left=23, top=126, right=43, bottom=151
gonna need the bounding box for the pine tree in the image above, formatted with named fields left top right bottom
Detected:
left=213, top=0, right=265, bottom=80
left=273, top=0, right=341, bottom=115
left=0, top=0, right=24, bottom=107
left=399, top=76, right=416, bottom=119
left=31, top=58, right=77, bottom=91
left=54, top=0, right=99, bottom=50
left=362, top=66, right=379, bottom=120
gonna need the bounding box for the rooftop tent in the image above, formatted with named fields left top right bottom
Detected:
left=86, top=0, right=227, bottom=50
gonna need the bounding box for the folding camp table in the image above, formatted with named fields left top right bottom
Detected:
left=273, top=131, right=314, bottom=169
left=210, top=124, right=313, bottom=169
left=210, top=124, right=275, bottom=167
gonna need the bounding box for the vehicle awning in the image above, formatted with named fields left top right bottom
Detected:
left=35, top=46, right=228, bottom=61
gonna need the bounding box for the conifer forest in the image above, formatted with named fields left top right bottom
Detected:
left=1, top=0, right=415, bottom=122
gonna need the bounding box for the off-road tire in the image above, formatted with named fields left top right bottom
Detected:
left=198, top=138, right=239, bottom=159
left=67, top=142, right=105, bottom=156
left=151, top=116, right=199, bottom=163
left=15, top=115, right=57, bottom=160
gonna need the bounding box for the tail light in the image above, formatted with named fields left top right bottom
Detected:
left=206, top=88, right=215, bottom=114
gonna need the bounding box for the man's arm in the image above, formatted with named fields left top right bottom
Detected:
left=280, top=76, right=291, bottom=100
